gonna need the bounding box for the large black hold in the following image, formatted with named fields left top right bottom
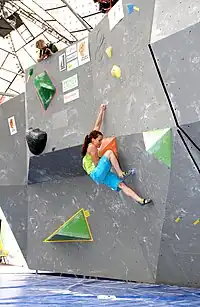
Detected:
left=26, top=128, right=47, bottom=155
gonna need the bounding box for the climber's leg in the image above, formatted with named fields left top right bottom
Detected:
left=118, top=182, right=152, bottom=205
left=103, top=150, right=124, bottom=177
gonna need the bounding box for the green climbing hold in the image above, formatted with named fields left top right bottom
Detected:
left=29, top=68, right=34, bottom=77
left=143, top=128, right=172, bottom=168
left=44, top=209, right=93, bottom=242
left=34, top=71, right=56, bottom=110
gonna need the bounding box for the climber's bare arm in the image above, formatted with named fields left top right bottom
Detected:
left=93, top=104, right=106, bottom=131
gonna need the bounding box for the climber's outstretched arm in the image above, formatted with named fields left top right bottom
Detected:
left=93, top=104, right=106, bottom=131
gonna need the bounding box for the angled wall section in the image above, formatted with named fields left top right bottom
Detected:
left=156, top=130, right=200, bottom=287
left=0, top=94, right=28, bottom=260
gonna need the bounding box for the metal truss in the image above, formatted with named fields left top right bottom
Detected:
left=0, top=0, right=99, bottom=100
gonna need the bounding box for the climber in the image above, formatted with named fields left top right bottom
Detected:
left=36, top=39, right=58, bottom=63
left=81, top=104, right=152, bottom=205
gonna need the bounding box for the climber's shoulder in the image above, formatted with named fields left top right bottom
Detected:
left=87, top=143, right=97, bottom=153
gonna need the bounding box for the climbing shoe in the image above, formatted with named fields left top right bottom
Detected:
left=138, top=198, right=152, bottom=206
left=121, top=168, right=136, bottom=179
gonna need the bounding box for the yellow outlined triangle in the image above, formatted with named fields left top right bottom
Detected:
left=43, top=208, right=93, bottom=243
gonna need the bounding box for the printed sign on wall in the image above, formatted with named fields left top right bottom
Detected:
left=108, top=0, right=124, bottom=31
left=66, top=51, right=78, bottom=63
left=66, top=44, right=77, bottom=56
left=67, top=58, right=79, bottom=71
left=8, top=116, right=17, bottom=135
left=64, top=89, right=80, bottom=104
left=77, top=37, right=90, bottom=66
left=59, top=53, right=66, bottom=71
left=62, top=74, right=78, bottom=93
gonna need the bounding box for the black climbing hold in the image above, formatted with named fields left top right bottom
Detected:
left=26, top=128, right=47, bottom=155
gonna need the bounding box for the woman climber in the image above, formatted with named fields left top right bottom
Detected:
left=81, top=104, right=152, bottom=205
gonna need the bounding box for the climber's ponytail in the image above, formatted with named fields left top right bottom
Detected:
left=81, top=135, right=91, bottom=157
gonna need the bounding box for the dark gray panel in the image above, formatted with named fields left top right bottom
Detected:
left=89, top=0, right=174, bottom=136
left=27, top=133, right=168, bottom=282
left=151, top=0, right=200, bottom=43
left=28, top=145, right=85, bottom=184
left=156, top=130, right=200, bottom=287
left=0, top=94, right=27, bottom=185
left=0, top=186, right=28, bottom=259
left=181, top=121, right=200, bottom=149
left=151, top=22, right=200, bottom=125
left=179, top=130, right=200, bottom=171
left=25, top=49, right=96, bottom=154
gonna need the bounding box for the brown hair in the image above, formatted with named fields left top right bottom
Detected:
left=81, top=130, right=103, bottom=157
left=36, top=39, right=45, bottom=48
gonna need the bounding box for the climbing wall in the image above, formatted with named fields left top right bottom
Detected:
left=0, top=94, right=28, bottom=259
left=0, top=0, right=200, bottom=287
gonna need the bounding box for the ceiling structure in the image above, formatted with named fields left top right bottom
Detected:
left=0, top=0, right=104, bottom=103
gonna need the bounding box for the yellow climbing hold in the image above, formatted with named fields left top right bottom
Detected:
left=134, top=6, right=140, bottom=12
left=84, top=210, right=90, bottom=218
left=111, top=65, right=121, bottom=78
left=106, top=47, right=113, bottom=58
left=175, top=217, right=181, bottom=223
left=193, top=219, right=200, bottom=225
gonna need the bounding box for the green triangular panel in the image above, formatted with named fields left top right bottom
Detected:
left=34, top=71, right=56, bottom=110
left=46, top=210, right=92, bottom=242
left=143, top=128, right=170, bottom=151
left=148, top=129, right=172, bottom=168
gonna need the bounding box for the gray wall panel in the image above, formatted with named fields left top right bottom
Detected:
left=0, top=94, right=27, bottom=185
left=0, top=186, right=28, bottom=259
left=27, top=133, right=168, bottom=282
left=151, top=0, right=200, bottom=43
left=152, top=23, right=200, bottom=125
left=25, top=51, right=96, bottom=154
left=89, top=0, right=174, bottom=136
left=156, top=130, right=200, bottom=287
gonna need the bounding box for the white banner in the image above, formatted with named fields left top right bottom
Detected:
left=62, top=74, right=78, bottom=93
left=108, top=0, right=124, bottom=31
left=64, top=89, right=80, bottom=104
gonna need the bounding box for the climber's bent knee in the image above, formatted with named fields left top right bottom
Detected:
left=118, top=182, right=126, bottom=190
left=103, top=149, right=114, bottom=158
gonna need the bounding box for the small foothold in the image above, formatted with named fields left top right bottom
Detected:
left=127, top=4, right=134, bottom=14
left=175, top=217, right=181, bottom=223
left=105, top=47, right=112, bottom=58
left=27, top=68, right=34, bottom=82
left=111, top=65, right=121, bottom=78
left=193, top=219, right=200, bottom=225
left=52, top=147, right=56, bottom=152
left=84, top=210, right=90, bottom=218
left=134, top=6, right=140, bottom=12
left=127, top=4, right=140, bottom=14
left=29, top=68, right=34, bottom=76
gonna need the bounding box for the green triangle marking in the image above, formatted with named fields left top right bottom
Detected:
left=143, top=128, right=170, bottom=151
left=148, top=129, right=172, bottom=168
left=44, top=209, right=93, bottom=242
